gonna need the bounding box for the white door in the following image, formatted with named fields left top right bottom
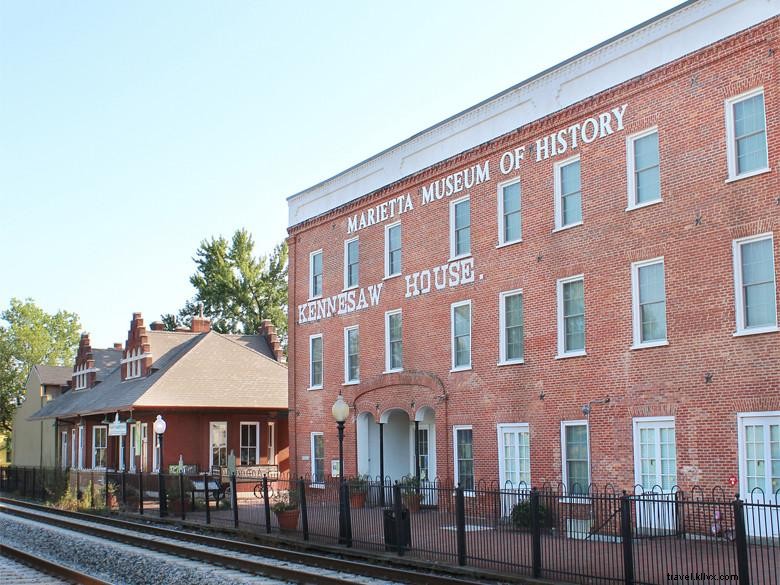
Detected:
left=738, top=413, right=780, bottom=537
left=633, top=417, right=677, bottom=533
left=60, top=432, right=68, bottom=469
left=71, top=429, right=77, bottom=469
left=497, top=423, right=531, bottom=516
left=77, top=426, right=85, bottom=469
left=210, top=422, right=228, bottom=470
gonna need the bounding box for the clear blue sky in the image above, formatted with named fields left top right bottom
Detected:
left=0, top=0, right=681, bottom=347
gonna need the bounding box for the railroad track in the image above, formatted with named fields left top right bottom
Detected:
left=0, top=542, right=109, bottom=584
left=0, top=498, right=492, bottom=585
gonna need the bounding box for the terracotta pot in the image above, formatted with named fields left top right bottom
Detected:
left=349, top=491, right=367, bottom=509
left=105, top=493, right=119, bottom=510
left=275, top=509, right=300, bottom=531
left=403, top=492, right=422, bottom=512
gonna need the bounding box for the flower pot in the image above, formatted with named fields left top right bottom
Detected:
left=402, top=492, right=422, bottom=512
left=275, top=509, right=300, bottom=531
left=349, top=491, right=367, bottom=509
left=105, top=493, right=119, bottom=510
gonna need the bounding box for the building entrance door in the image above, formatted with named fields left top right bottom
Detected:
left=632, top=417, right=677, bottom=534
left=738, top=412, right=780, bottom=538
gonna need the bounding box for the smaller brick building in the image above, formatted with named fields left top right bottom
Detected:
left=30, top=313, right=289, bottom=476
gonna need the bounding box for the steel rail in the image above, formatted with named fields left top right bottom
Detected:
left=0, top=542, right=111, bottom=585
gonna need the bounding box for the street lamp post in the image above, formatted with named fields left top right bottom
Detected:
left=331, top=394, right=351, bottom=546
left=153, top=415, right=167, bottom=517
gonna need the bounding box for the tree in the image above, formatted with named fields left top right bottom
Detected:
left=0, top=298, right=81, bottom=432
left=171, top=230, right=288, bottom=341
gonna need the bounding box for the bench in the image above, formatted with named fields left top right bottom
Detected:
left=191, top=478, right=228, bottom=507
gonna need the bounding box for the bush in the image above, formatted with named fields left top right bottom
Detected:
left=511, top=499, right=552, bottom=530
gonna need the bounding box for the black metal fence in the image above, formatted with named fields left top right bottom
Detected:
left=2, top=467, right=778, bottom=585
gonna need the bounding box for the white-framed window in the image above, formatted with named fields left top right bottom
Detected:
left=118, top=431, right=125, bottom=471
left=733, top=233, right=778, bottom=335
left=74, top=363, right=88, bottom=390
left=240, top=422, right=260, bottom=465
left=561, top=420, right=589, bottom=495
left=498, top=179, right=522, bottom=246
left=60, top=431, right=68, bottom=470
left=449, top=196, right=471, bottom=259
left=453, top=425, right=474, bottom=492
left=556, top=275, right=585, bottom=357
left=309, top=334, right=323, bottom=389
left=631, top=258, right=668, bottom=348
left=128, top=424, right=137, bottom=471
left=344, top=237, right=359, bottom=290
left=124, top=347, right=143, bottom=380
left=92, top=425, right=107, bottom=469
left=267, top=421, right=276, bottom=465
left=626, top=127, right=661, bottom=209
left=344, top=325, right=359, bottom=383
left=385, top=309, right=402, bottom=372
left=725, top=87, right=769, bottom=181
left=385, top=222, right=402, bottom=278
left=497, top=423, right=530, bottom=487
left=499, top=289, right=524, bottom=364
left=309, top=249, right=323, bottom=299
left=632, top=417, right=676, bottom=491
left=71, top=428, right=77, bottom=470
left=554, top=155, right=582, bottom=230
left=77, top=425, right=85, bottom=469
left=209, top=421, right=227, bottom=469
left=451, top=300, right=472, bottom=371
left=311, top=432, right=325, bottom=484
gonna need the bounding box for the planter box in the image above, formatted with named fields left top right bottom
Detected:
left=275, top=509, right=300, bottom=531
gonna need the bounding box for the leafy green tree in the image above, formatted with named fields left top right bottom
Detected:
left=0, top=298, right=81, bottom=432
left=169, top=230, right=288, bottom=341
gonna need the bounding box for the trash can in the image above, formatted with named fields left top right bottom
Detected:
left=383, top=507, right=412, bottom=550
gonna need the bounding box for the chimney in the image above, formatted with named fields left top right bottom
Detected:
left=150, top=321, right=165, bottom=331
left=259, top=319, right=285, bottom=363
left=190, top=302, right=211, bottom=333
left=113, top=343, right=122, bottom=350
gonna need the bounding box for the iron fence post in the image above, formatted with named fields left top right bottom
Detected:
left=392, top=483, right=405, bottom=556
left=530, top=487, right=542, bottom=577
left=231, top=472, right=238, bottom=528
left=263, top=475, right=271, bottom=534
left=158, top=471, right=167, bottom=517
left=204, top=472, right=210, bottom=525
left=75, top=470, right=79, bottom=501
left=456, top=484, right=467, bottom=566
left=733, top=496, right=751, bottom=585
left=620, top=491, right=635, bottom=585
left=179, top=471, right=186, bottom=520
left=121, top=470, right=126, bottom=506
left=298, top=477, right=309, bottom=541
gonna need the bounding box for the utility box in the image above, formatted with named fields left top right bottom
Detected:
left=383, top=507, right=411, bottom=550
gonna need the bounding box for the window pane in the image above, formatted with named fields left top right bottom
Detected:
left=565, top=425, right=589, bottom=494
left=504, top=293, right=524, bottom=361
left=311, top=337, right=323, bottom=386
left=734, top=94, right=768, bottom=174
left=454, top=200, right=471, bottom=256
left=388, top=313, right=402, bottom=370
left=388, top=225, right=401, bottom=274
left=456, top=429, right=474, bottom=491
left=563, top=280, right=585, bottom=352
left=741, top=239, right=776, bottom=328
left=453, top=304, right=471, bottom=367
left=347, top=329, right=359, bottom=381
left=742, top=239, right=774, bottom=283
left=502, top=183, right=521, bottom=242
left=636, top=167, right=660, bottom=204
left=346, top=240, right=359, bottom=287
left=312, top=252, right=323, bottom=296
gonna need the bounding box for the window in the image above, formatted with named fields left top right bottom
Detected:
left=562, top=421, right=589, bottom=495
left=309, top=249, right=323, bottom=299
left=454, top=426, right=474, bottom=491
left=557, top=275, right=585, bottom=357
left=92, top=426, right=107, bottom=469
left=385, top=310, right=402, bottom=372
left=450, top=196, right=471, bottom=259
left=60, top=431, right=68, bottom=470
left=74, top=363, right=88, bottom=390
left=140, top=423, right=148, bottom=472
left=631, top=258, right=668, bottom=347
left=554, top=156, right=582, bottom=230
left=451, top=300, right=472, bottom=370
left=129, top=424, right=137, bottom=471
left=118, top=431, right=125, bottom=471
left=210, top=421, right=227, bottom=469
left=726, top=88, right=768, bottom=180
left=240, top=422, right=259, bottom=466
left=627, top=128, right=660, bottom=208
left=385, top=222, right=402, bottom=278
left=344, top=326, right=359, bottom=383
left=78, top=425, right=85, bottom=469
left=344, top=237, right=359, bottom=289
left=499, top=290, right=524, bottom=364
left=124, top=347, right=143, bottom=380
left=267, top=422, right=276, bottom=465
left=71, top=429, right=77, bottom=470
left=498, top=179, right=522, bottom=245
left=311, top=432, right=325, bottom=484
left=633, top=417, right=676, bottom=491
left=497, top=423, right=531, bottom=487
left=416, top=427, right=430, bottom=481
left=733, top=234, right=777, bottom=335
left=309, top=334, right=323, bottom=389
left=153, top=430, right=160, bottom=472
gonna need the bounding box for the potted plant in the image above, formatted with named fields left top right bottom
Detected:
left=399, top=476, right=423, bottom=512
left=347, top=475, right=369, bottom=509
left=272, top=490, right=300, bottom=531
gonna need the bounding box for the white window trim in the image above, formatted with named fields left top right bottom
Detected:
left=450, top=299, right=472, bottom=372
left=384, top=221, right=402, bottom=279
left=310, top=431, right=324, bottom=486
left=309, top=249, right=323, bottom=301
left=556, top=274, right=586, bottom=359
left=343, top=325, right=359, bottom=384
left=736, top=410, right=780, bottom=501
left=309, top=333, right=323, bottom=390
left=553, top=154, right=582, bottom=232
left=497, top=178, right=522, bottom=247
left=449, top=195, right=472, bottom=261
left=626, top=127, right=661, bottom=210
left=632, top=416, right=675, bottom=492
left=343, top=237, right=359, bottom=291
left=92, top=425, right=107, bottom=470
left=498, top=289, right=524, bottom=365
left=732, top=233, right=778, bottom=336
left=209, top=421, right=228, bottom=470
left=384, top=309, right=402, bottom=373
left=78, top=425, right=85, bottom=469
left=267, top=421, right=276, bottom=465
left=496, top=423, right=531, bottom=487
left=561, top=419, right=590, bottom=497
left=240, top=421, right=260, bottom=466
left=631, top=257, right=669, bottom=349
left=128, top=424, right=137, bottom=472
left=725, top=87, right=770, bottom=182
left=71, top=428, right=77, bottom=470
left=118, top=432, right=125, bottom=472
left=453, top=424, right=474, bottom=494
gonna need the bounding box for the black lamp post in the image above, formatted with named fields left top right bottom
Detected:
left=331, top=394, right=351, bottom=546
left=153, top=414, right=167, bottom=517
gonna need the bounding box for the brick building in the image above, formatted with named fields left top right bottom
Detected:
left=286, top=0, right=779, bottom=535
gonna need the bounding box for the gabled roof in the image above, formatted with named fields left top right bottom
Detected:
left=29, top=330, right=287, bottom=420
left=92, top=348, right=121, bottom=383
left=32, top=365, right=72, bottom=386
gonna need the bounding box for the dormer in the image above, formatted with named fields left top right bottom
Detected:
left=73, top=333, right=97, bottom=390
left=122, top=312, right=153, bottom=381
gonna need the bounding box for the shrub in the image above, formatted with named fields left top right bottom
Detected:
left=511, top=499, right=552, bottom=530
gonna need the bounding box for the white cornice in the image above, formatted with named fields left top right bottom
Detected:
left=287, top=0, right=778, bottom=228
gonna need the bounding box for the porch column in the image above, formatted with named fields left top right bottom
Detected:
left=379, top=422, right=385, bottom=507
left=414, top=420, right=420, bottom=480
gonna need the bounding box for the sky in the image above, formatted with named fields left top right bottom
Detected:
left=0, top=0, right=682, bottom=347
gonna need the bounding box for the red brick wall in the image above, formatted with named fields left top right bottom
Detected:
left=287, top=17, right=780, bottom=492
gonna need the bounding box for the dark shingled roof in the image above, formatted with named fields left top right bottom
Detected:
left=33, top=365, right=72, bottom=386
